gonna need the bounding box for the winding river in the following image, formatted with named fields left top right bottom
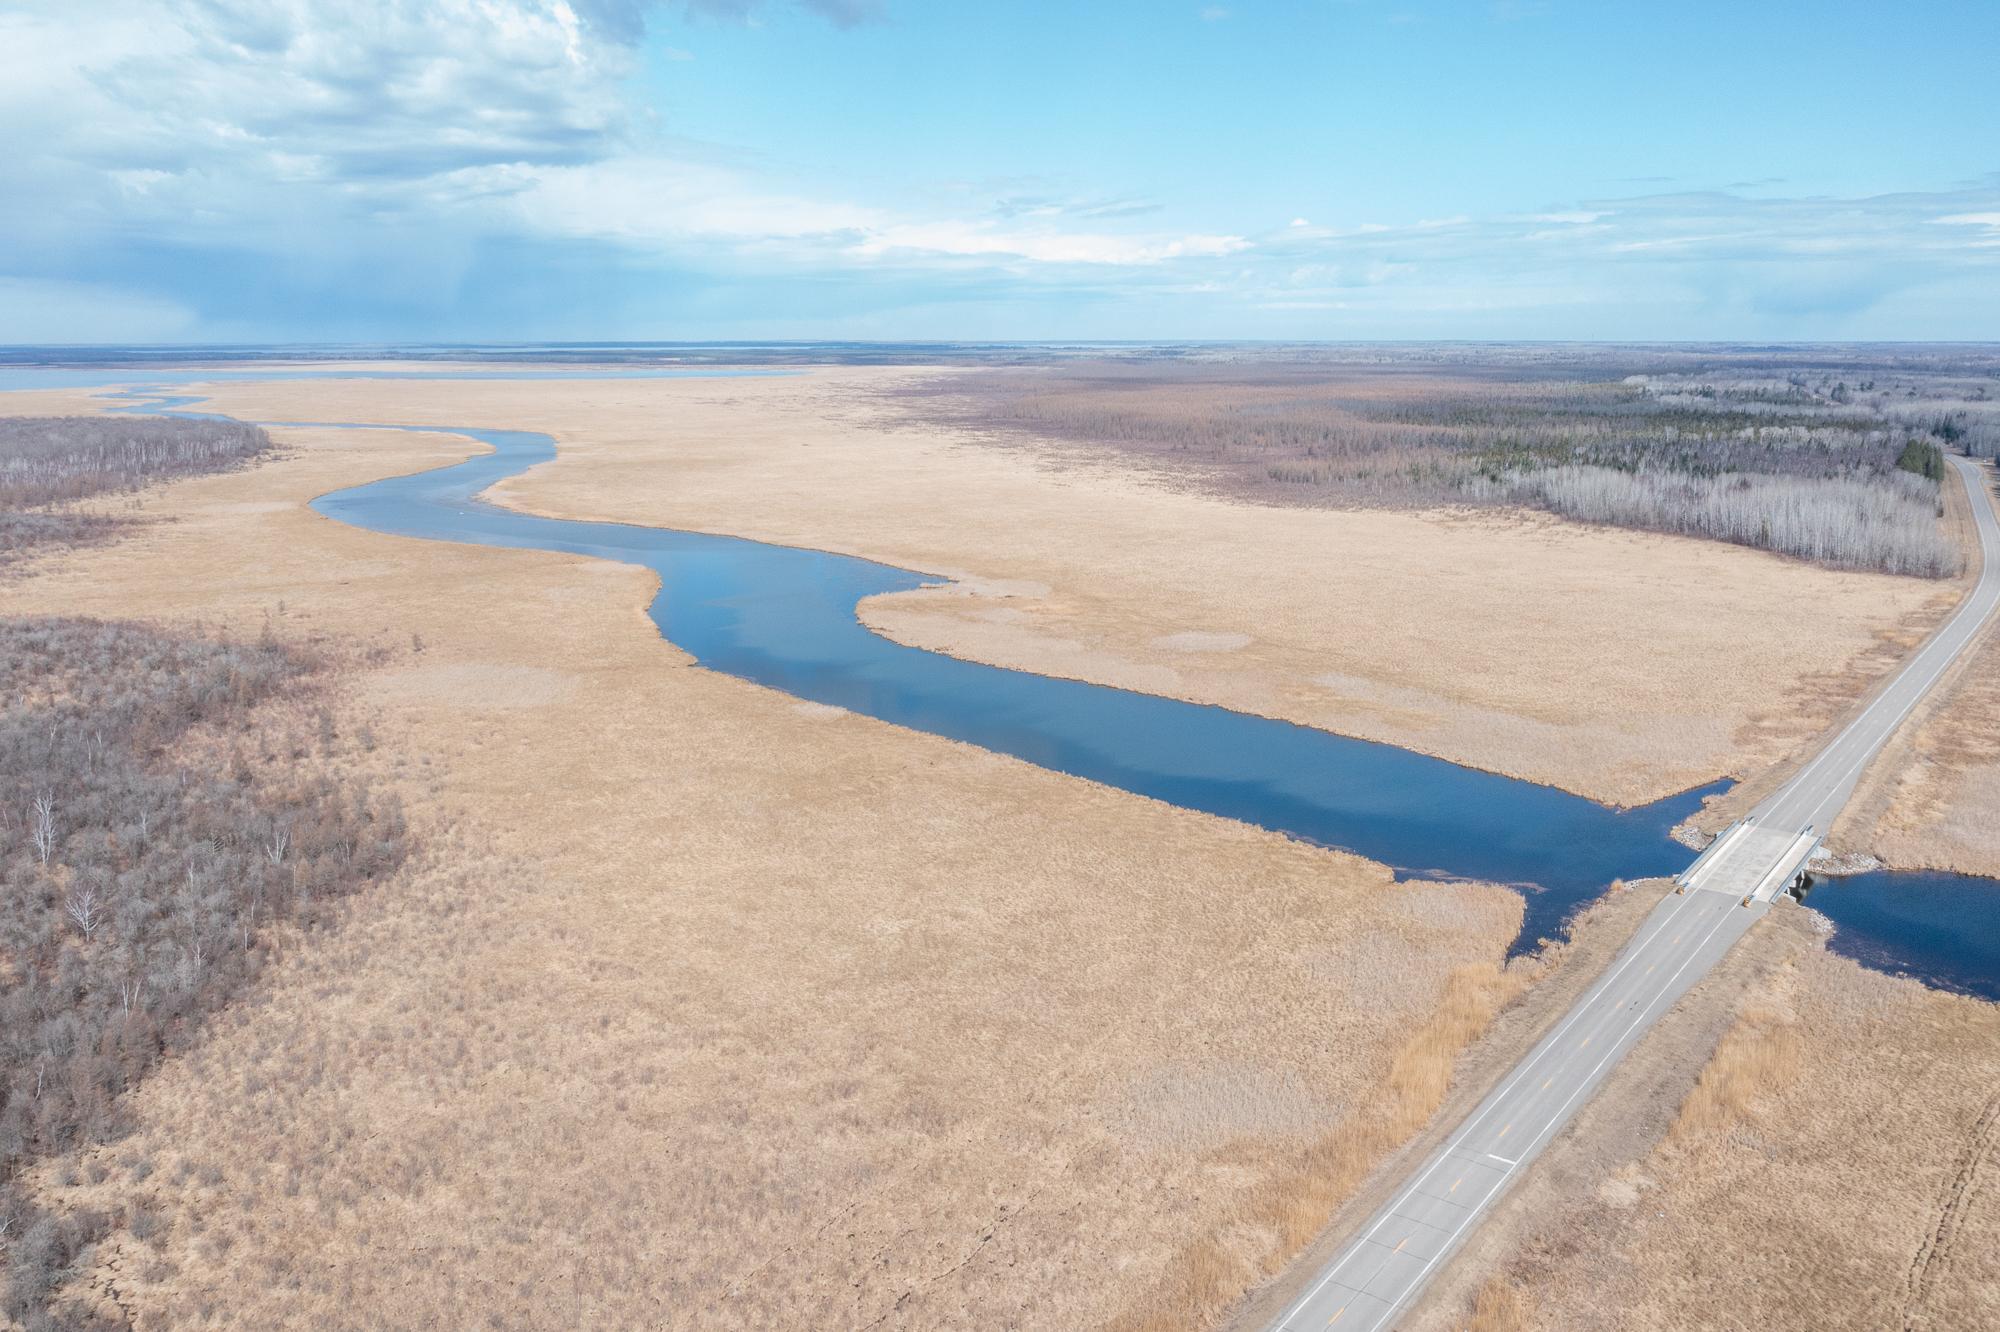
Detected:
left=43, top=368, right=1998, bottom=998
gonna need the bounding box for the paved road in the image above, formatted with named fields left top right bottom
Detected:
left=1268, top=454, right=2000, bottom=1332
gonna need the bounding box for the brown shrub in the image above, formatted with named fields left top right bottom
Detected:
left=1465, top=1277, right=1534, bottom=1332
left=0, top=617, right=407, bottom=1326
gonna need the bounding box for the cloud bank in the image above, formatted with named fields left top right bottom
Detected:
left=1, top=1, right=1995, bottom=340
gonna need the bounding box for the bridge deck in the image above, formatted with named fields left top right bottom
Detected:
left=1686, top=823, right=1819, bottom=901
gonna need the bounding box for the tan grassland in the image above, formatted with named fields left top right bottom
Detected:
left=1225, top=881, right=1738, bottom=1332
left=6, top=369, right=1980, bottom=1330
left=181, top=367, right=1953, bottom=808
left=1408, top=911, right=2000, bottom=1332
left=1852, top=629, right=2000, bottom=876
left=1, top=390, right=1534, bottom=1327
left=1842, top=464, right=2000, bottom=875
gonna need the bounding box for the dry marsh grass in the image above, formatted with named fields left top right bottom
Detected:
left=1465, top=1278, right=1533, bottom=1332
left=1853, top=616, right=2000, bottom=877
left=1419, top=941, right=2000, bottom=1332
left=1663, top=997, right=1802, bottom=1143
left=1113, top=962, right=1533, bottom=1332
left=183, top=370, right=1951, bottom=808
left=0, top=390, right=1531, bottom=1328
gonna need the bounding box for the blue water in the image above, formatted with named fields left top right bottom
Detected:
left=301, top=419, right=1718, bottom=950
left=0, top=366, right=791, bottom=391
left=16, top=366, right=1988, bottom=991
left=1796, top=871, right=2000, bottom=1002
left=0, top=341, right=1143, bottom=374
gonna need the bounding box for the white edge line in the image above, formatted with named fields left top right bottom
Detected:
left=1269, top=890, right=1704, bottom=1323
left=1352, top=892, right=1744, bottom=1328
left=1757, top=457, right=2000, bottom=825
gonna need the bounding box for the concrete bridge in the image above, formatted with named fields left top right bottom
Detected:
left=1676, top=817, right=1820, bottom=904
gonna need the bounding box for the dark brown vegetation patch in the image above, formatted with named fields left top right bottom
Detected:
left=0, top=618, right=407, bottom=1328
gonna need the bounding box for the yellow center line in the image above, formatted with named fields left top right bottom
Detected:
left=1498, top=1123, right=1512, bottom=1139
left=1541, top=1078, right=1552, bottom=1090
left=1328, top=1308, right=1346, bottom=1326
left=1394, top=1236, right=1407, bottom=1253
left=1579, top=1036, right=1592, bottom=1049
left=1450, top=1176, right=1463, bottom=1194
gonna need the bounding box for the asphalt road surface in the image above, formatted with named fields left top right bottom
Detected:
left=1268, top=454, right=2000, bottom=1332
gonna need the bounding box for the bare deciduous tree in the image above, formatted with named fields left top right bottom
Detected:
left=1, top=414, right=272, bottom=566
left=912, top=348, right=1999, bottom=577
left=1503, top=465, right=1960, bottom=577
left=29, top=792, right=54, bottom=866
left=0, top=616, right=409, bottom=1324
left=63, top=884, right=101, bottom=940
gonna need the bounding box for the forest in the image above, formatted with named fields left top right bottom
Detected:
left=0, top=414, right=405, bottom=1328
left=911, top=348, right=1999, bottom=576
left=0, top=416, right=269, bottom=566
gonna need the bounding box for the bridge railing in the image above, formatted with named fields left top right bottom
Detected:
left=1747, top=826, right=1821, bottom=904
left=1675, top=817, right=1752, bottom=892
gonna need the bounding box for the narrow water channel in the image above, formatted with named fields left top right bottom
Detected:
left=298, top=417, right=1723, bottom=949
left=57, top=371, right=2000, bottom=996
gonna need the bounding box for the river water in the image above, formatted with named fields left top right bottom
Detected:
left=24, top=367, right=1991, bottom=996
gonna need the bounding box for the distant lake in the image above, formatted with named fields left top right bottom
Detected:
left=0, top=366, right=793, bottom=391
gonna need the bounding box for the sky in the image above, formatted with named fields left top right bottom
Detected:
left=1, top=0, right=1997, bottom=344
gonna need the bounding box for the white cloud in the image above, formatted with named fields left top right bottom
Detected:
left=849, top=222, right=1251, bottom=266
left=92, top=0, right=634, bottom=180
left=509, top=156, right=1252, bottom=267
left=1936, top=211, right=2000, bottom=245
left=0, top=0, right=655, bottom=269
left=681, top=0, right=885, bottom=27
left=514, top=157, right=886, bottom=243
left=1608, top=233, right=1737, bottom=253
left=1, top=1, right=1995, bottom=339
left=0, top=0, right=891, bottom=242
left=1, top=2, right=1264, bottom=281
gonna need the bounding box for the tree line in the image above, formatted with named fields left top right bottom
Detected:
left=911, top=355, right=1985, bottom=577
left=0, top=416, right=270, bottom=566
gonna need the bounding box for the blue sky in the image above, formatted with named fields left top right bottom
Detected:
left=2, top=0, right=1996, bottom=343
